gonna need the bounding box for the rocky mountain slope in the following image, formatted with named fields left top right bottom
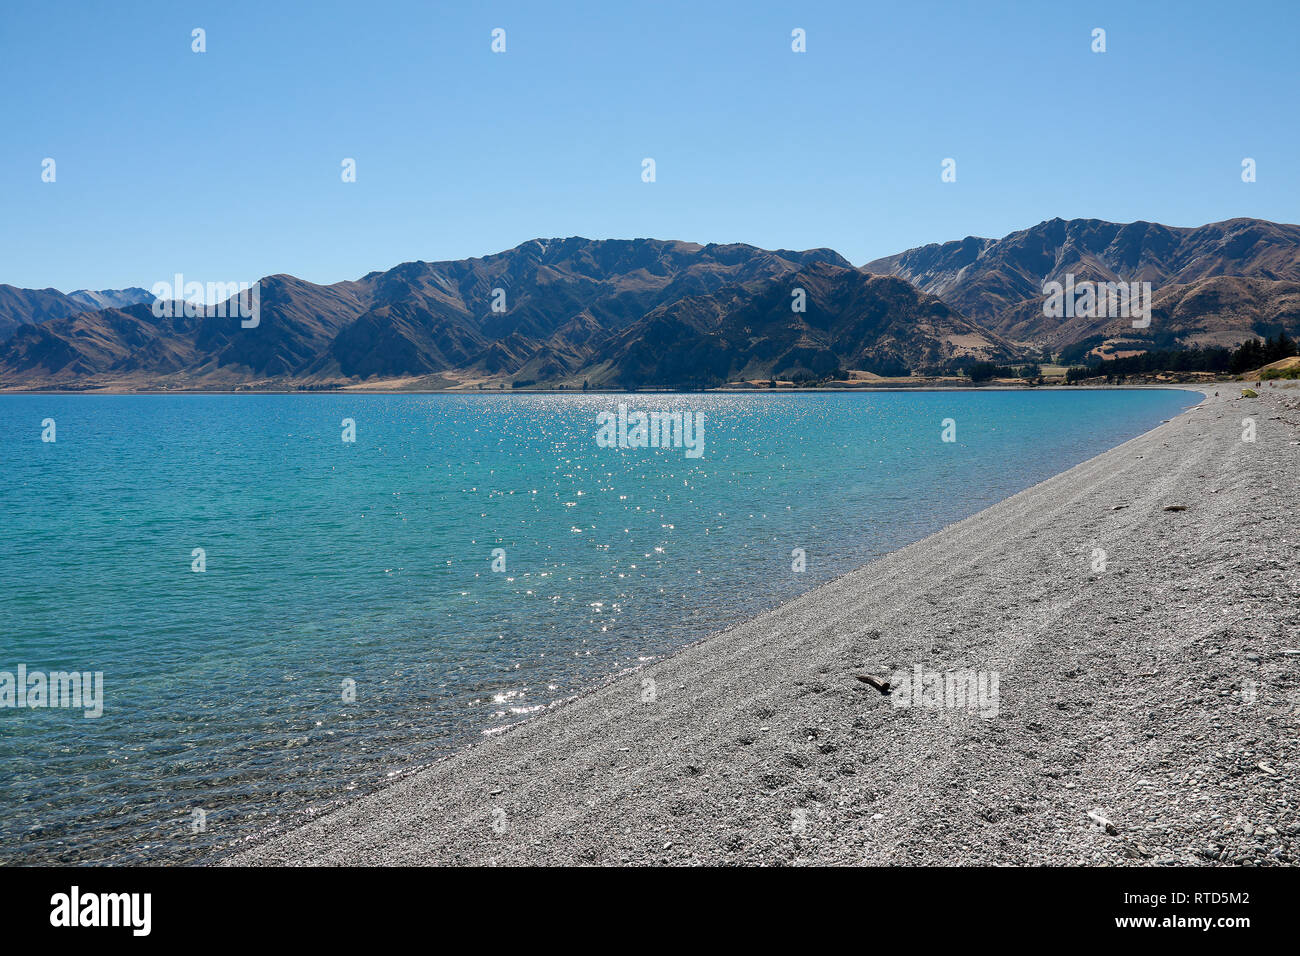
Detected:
left=864, top=218, right=1300, bottom=352
left=2, top=239, right=999, bottom=389
left=7, top=219, right=1300, bottom=389
left=583, top=261, right=1012, bottom=387
left=0, top=285, right=153, bottom=341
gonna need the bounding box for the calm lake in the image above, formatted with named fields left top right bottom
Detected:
left=0, top=389, right=1197, bottom=862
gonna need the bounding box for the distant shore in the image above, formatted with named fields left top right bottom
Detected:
left=228, top=382, right=1299, bottom=866
left=0, top=381, right=1242, bottom=397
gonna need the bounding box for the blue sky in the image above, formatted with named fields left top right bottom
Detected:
left=2, top=0, right=1297, bottom=291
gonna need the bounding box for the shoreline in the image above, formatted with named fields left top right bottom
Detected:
left=228, top=383, right=1300, bottom=866
left=0, top=384, right=1219, bottom=397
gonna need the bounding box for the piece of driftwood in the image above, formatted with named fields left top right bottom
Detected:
left=855, top=673, right=891, bottom=694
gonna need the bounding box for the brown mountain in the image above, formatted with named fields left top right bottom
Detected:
left=313, top=238, right=853, bottom=380
left=0, top=239, right=856, bottom=388
left=0, top=285, right=153, bottom=341
left=9, top=221, right=1296, bottom=389
left=0, top=276, right=366, bottom=384
left=582, top=261, right=1014, bottom=388
left=863, top=218, right=1300, bottom=351
left=992, top=275, right=1300, bottom=359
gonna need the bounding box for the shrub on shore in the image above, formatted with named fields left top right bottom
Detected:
left=1260, top=365, right=1300, bottom=380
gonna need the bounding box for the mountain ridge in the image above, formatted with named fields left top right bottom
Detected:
left=3, top=220, right=1299, bottom=389
left=0, top=238, right=867, bottom=389
left=0, top=285, right=154, bottom=342
left=863, top=217, right=1300, bottom=352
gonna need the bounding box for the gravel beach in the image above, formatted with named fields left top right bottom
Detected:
left=230, top=385, right=1300, bottom=866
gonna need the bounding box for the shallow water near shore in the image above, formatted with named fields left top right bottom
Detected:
left=0, top=389, right=1197, bottom=863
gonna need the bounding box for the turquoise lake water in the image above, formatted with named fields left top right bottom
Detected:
left=0, top=389, right=1197, bottom=863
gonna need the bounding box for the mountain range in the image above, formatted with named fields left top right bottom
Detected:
left=863, top=218, right=1300, bottom=355
left=0, top=286, right=153, bottom=342
left=2, top=218, right=1297, bottom=390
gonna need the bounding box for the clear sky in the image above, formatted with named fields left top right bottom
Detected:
left=2, top=0, right=1297, bottom=292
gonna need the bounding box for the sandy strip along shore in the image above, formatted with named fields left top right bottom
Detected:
left=230, top=385, right=1300, bottom=866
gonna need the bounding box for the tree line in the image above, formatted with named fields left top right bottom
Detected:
left=1064, top=332, right=1297, bottom=383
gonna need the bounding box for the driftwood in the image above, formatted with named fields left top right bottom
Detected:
left=855, top=673, right=891, bottom=694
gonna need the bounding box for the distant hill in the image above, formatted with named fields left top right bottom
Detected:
left=3, top=238, right=997, bottom=389
left=65, top=288, right=155, bottom=313
left=582, top=261, right=1012, bottom=387
left=863, top=218, right=1300, bottom=352
left=0, top=285, right=153, bottom=341
left=7, top=221, right=1300, bottom=389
